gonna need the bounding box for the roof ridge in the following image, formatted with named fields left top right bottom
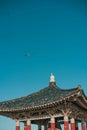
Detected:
left=0, top=85, right=60, bottom=103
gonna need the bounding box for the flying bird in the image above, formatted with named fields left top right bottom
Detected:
left=24, top=53, right=32, bottom=56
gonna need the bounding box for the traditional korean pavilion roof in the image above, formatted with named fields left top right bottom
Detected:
left=0, top=74, right=87, bottom=115
left=1, top=74, right=87, bottom=126
left=0, top=83, right=78, bottom=109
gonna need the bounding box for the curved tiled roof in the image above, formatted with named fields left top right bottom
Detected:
left=0, top=84, right=79, bottom=110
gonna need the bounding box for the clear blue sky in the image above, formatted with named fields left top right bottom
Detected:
left=0, top=0, right=87, bottom=129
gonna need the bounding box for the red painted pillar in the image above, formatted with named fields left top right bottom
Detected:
left=71, top=118, right=75, bottom=130
left=26, top=119, right=31, bottom=130
left=24, top=126, right=27, bottom=130
left=16, top=120, right=20, bottom=130
left=75, top=122, right=78, bottom=130
left=64, top=116, right=69, bottom=130
left=82, top=122, right=86, bottom=130
left=50, top=117, right=55, bottom=130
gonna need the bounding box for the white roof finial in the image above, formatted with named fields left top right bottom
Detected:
left=50, top=73, right=55, bottom=83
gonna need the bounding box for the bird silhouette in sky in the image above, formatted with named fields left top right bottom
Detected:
left=24, top=53, right=32, bottom=56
